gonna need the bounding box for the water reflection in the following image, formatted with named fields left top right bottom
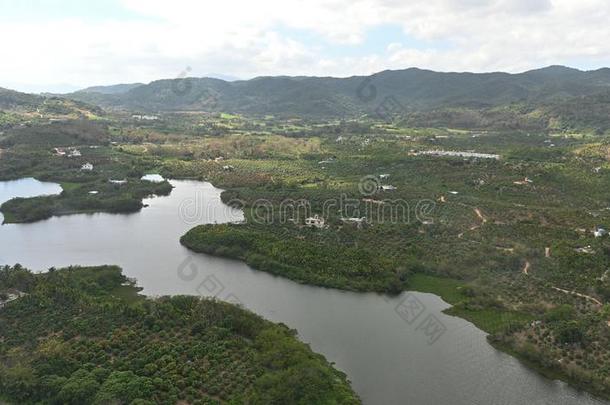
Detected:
left=0, top=178, right=605, bottom=405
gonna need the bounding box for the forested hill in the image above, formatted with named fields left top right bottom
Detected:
left=0, top=87, right=104, bottom=130
left=0, top=87, right=43, bottom=110
left=0, top=265, right=360, bottom=404
left=64, top=66, right=610, bottom=117
left=77, top=83, right=144, bottom=95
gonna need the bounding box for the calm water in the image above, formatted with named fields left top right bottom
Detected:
left=0, top=177, right=62, bottom=223
left=0, top=178, right=606, bottom=405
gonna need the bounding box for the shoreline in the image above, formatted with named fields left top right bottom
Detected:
left=181, top=234, right=610, bottom=403
left=2, top=176, right=608, bottom=403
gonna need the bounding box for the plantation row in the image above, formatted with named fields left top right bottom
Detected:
left=0, top=265, right=360, bottom=404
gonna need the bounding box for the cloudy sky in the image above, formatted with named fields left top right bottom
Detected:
left=2, top=0, right=610, bottom=93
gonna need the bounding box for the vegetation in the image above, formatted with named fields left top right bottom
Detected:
left=1, top=180, right=172, bottom=223
left=0, top=265, right=360, bottom=404
left=0, top=121, right=173, bottom=223
left=3, top=72, right=610, bottom=400
left=169, top=126, right=610, bottom=399
left=64, top=66, right=610, bottom=133
left=181, top=223, right=407, bottom=293
left=0, top=87, right=102, bottom=130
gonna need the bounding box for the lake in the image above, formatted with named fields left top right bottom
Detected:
left=0, top=177, right=606, bottom=405
left=0, top=177, right=63, bottom=223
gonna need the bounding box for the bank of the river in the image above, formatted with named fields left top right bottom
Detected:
left=1, top=179, right=172, bottom=224
left=180, top=224, right=610, bottom=403
left=0, top=265, right=360, bottom=404
left=1, top=178, right=605, bottom=405
left=410, top=274, right=610, bottom=402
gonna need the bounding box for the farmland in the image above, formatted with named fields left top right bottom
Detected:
left=0, top=265, right=359, bottom=404
left=3, top=112, right=610, bottom=399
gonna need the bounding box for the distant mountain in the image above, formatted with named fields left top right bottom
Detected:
left=203, top=73, right=241, bottom=82
left=77, top=83, right=144, bottom=95
left=63, top=66, right=610, bottom=118
left=0, top=86, right=104, bottom=128
left=0, top=87, right=44, bottom=110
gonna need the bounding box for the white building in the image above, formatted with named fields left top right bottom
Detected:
left=305, top=215, right=326, bottom=229
left=132, top=114, right=159, bottom=121
left=513, top=177, right=533, bottom=185
left=0, top=290, right=26, bottom=309
left=576, top=246, right=595, bottom=254
left=81, top=163, right=93, bottom=171
left=594, top=226, right=608, bottom=238
left=417, top=150, right=500, bottom=160
left=109, top=179, right=128, bottom=185
left=342, top=217, right=367, bottom=228
left=68, top=149, right=81, bottom=157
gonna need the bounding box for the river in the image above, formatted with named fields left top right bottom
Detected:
left=0, top=177, right=605, bottom=405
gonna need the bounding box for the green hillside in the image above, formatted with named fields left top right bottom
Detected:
left=0, top=265, right=360, bottom=404
left=64, top=66, right=610, bottom=122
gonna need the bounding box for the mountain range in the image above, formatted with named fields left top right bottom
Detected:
left=2, top=65, right=610, bottom=131
left=60, top=66, right=610, bottom=117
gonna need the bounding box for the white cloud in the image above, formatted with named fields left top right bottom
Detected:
left=2, top=0, right=610, bottom=92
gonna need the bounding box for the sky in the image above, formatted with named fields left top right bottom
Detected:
left=2, top=0, right=610, bottom=93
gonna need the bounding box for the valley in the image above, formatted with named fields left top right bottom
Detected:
left=2, top=67, right=610, bottom=403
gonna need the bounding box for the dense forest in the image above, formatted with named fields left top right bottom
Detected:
left=0, top=265, right=360, bottom=404
left=62, top=66, right=610, bottom=133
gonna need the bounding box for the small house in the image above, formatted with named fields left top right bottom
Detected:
left=81, top=163, right=93, bottom=171
left=132, top=114, right=159, bottom=121
left=68, top=149, right=81, bottom=157
left=513, top=177, right=533, bottom=186
left=0, top=289, right=26, bottom=309
left=362, top=198, right=384, bottom=205
left=380, top=185, right=397, bottom=192
left=576, top=246, right=595, bottom=254
left=379, top=174, right=390, bottom=180
left=305, top=215, right=326, bottom=229
left=594, top=226, right=608, bottom=238
left=342, top=217, right=366, bottom=228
